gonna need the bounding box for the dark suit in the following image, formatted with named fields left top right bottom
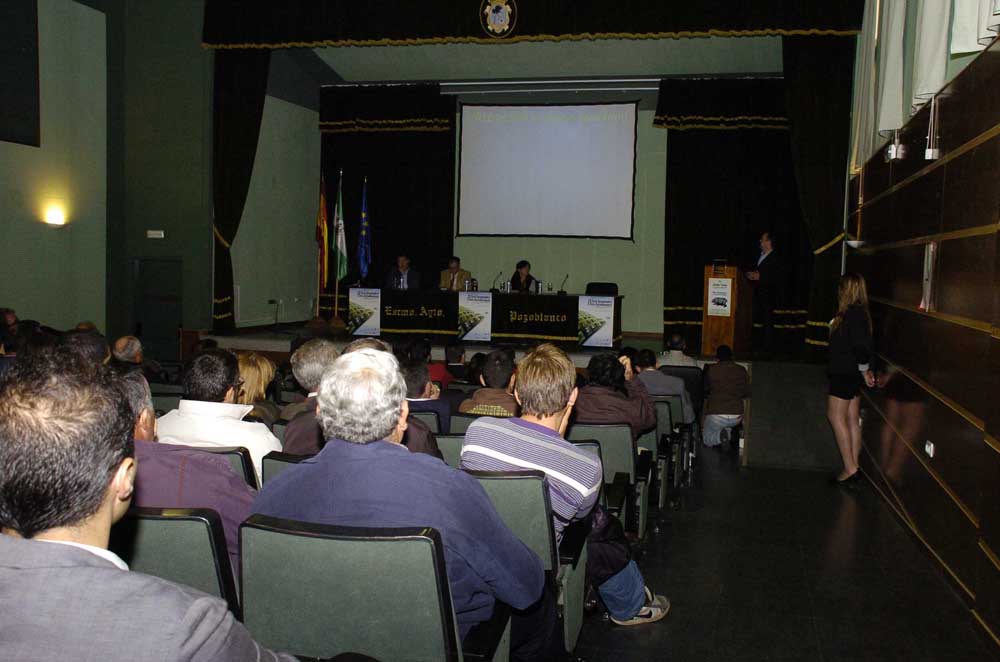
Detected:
left=283, top=396, right=442, bottom=460
left=509, top=273, right=537, bottom=293
left=751, top=251, right=782, bottom=353
left=0, top=535, right=295, bottom=661
left=407, top=398, right=452, bottom=434
left=384, top=268, right=421, bottom=290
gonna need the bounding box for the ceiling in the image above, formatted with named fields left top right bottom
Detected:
left=312, top=36, right=783, bottom=84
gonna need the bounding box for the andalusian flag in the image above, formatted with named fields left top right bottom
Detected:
left=332, top=174, right=348, bottom=282
left=315, top=176, right=329, bottom=288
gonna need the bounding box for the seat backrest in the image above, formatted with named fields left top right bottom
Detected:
left=659, top=365, right=703, bottom=411
left=272, top=420, right=287, bottom=443
left=649, top=396, right=676, bottom=438
left=241, top=515, right=461, bottom=661
left=465, top=470, right=558, bottom=572
left=570, top=440, right=602, bottom=465
left=446, top=381, right=479, bottom=394
left=109, top=507, right=239, bottom=617
left=262, top=451, right=311, bottom=484
left=450, top=413, right=479, bottom=434
left=566, top=424, right=634, bottom=484
left=584, top=282, right=618, bottom=296
left=151, top=394, right=180, bottom=415
left=198, top=446, right=259, bottom=490
left=436, top=434, right=464, bottom=468
left=411, top=410, right=440, bottom=433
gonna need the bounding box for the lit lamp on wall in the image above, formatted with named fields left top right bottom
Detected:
left=42, top=201, right=68, bottom=226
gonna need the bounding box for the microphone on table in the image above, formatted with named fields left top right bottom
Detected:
left=490, top=270, right=504, bottom=293
left=557, top=274, right=569, bottom=296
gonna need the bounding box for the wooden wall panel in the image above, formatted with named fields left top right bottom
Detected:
left=936, top=234, right=996, bottom=322
left=977, top=548, right=1000, bottom=642
left=847, top=244, right=924, bottom=306
left=940, top=137, right=1000, bottom=233
left=981, top=442, right=1000, bottom=553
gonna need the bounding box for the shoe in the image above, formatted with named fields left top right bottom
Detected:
left=829, top=470, right=858, bottom=486
left=611, top=589, right=670, bottom=626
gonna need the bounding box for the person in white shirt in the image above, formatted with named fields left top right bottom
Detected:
left=661, top=334, right=699, bottom=367
left=157, top=348, right=281, bottom=484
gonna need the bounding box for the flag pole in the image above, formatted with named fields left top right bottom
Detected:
left=330, top=168, right=346, bottom=332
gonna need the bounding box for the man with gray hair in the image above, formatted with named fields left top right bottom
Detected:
left=116, top=367, right=255, bottom=573
left=253, top=348, right=556, bottom=661
left=280, top=338, right=340, bottom=421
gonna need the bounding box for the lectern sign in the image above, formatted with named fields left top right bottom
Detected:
left=348, top=288, right=381, bottom=336
left=458, top=291, right=492, bottom=342
left=707, top=278, right=732, bottom=317
left=578, top=296, right=615, bottom=347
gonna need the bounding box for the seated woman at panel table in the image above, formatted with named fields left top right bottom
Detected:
left=509, top=259, right=538, bottom=293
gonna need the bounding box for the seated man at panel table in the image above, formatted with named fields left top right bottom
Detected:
left=384, top=253, right=421, bottom=290
left=116, top=368, right=254, bottom=575
left=439, top=255, right=472, bottom=291
left=0, top=352, right=299, bottom=662
left=252, top=348, right=557, bottom=661
left=284, top=337, right=442, bottom=460
left=157, top=348, right=281, bottom=484
left=702, top=345, right=750, bottom=449
left=634, top=348, right=695, bottom=426
left=461, top=344, right=670, bottom=627
left=661, top=333, right=699, bottom=367
left=573, top=353, right=656, bottom=441
left=459, top=348, right=518, bottom=417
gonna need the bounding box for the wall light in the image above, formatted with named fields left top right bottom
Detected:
left=43, top=202, right=67, bottom=226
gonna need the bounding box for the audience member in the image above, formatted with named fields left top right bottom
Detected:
left=252, top=348, right=552, bottom=658
left=115, top=368, right=254, bottom=574
left=157, top=348, right=281, bottom=483
left=0, top=354, right=297, bottom=661
left=574, top=353, right=655, bottom=441
left=193, top=337, right=219, bottom=354
left=439, top=256, right=472, bottom=291
left=111, top=334, right=164, bottom=382
left=401, top=360, right=452, bottom=434
left=384, top=254, right=421, bottom=290
left=74, top=320, right=99, bottom=332
left=284, top=338, right=442, bottom=460
left=459, top=349, right=518, bottom=417
left=0, top=307, right=16, bottom=348
left=702, top=345, right=750, bottom=448
left=466, top=351, right=488, bottom=386
left=661, top=334, right=699, bottom=367
left=617, top=346, right=638, bottom=374
left=634, top=349, right=695, bottom=425
left=60, top=328, right=111, bottom=365
left=445, top=343, right=467, bottom=378
left=280, top=338, right=339, bottom=421
left=462, top=344, right=670, bottom=627
left=236, top=352, right=280, bottom=428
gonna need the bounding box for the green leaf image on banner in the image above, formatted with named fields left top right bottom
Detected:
left=458, top=306, right=485, bottom=338
left=578, top=310, right=606, bottom=344
left=347, top=302, right=375, bottom=334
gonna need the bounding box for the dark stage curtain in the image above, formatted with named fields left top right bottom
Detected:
left=0, top=0, right=39, bottom=146
left=782, top=36, right=856, bottom=351
left=664, top=129, right=812, bottom=356
left=655, top=78, right=787, bottom=130
left=320, top=84, right=455, bottom=299
left=211, top=50, right=270, bottom=331
left=203, top=1, right=864, bottom=48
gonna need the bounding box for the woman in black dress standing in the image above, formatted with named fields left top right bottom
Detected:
left=509, top=260, right=537, bottom=293
left=827, top=273, right=875, bottom=485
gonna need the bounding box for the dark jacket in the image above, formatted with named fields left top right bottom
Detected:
left=384, top=268, right=421, bottom=290
left=753, top=251, right=782, bottom=310
left=828, top=304, right=873, bottom=375
left=459, top=387, right=519, bottom=417
left=573, top=378, right=656, bottom=441
left=282, top=397, right=442, bottom=461
left=703, top=361, right=750, bottom=416
left=252, top=440, right=544, bottom=637
left=133, top=440, right=255, bottom=574
left=407, top=398, right=452, bottom=434
left=509, top=273, right=537, bottom=293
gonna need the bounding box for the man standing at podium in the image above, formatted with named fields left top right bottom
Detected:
left=745, top=231, right=781, bottom=357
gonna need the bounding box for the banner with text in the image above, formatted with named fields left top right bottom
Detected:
left=578, top=296, right=615, bottom=347
left=348, top=288, right=381, bottom=336
left=458, top=291, right=492, bottom=342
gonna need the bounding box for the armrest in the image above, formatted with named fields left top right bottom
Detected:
left=635, top=450, right=653, bottom=483
left=463, top=601, right=511, bottom=661
left=558, top=518, right=591, bottom=567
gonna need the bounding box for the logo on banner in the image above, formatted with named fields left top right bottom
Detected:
left=348, top=288, right=381, bottom=336
left=458, top=292, right=493, bottom=342
left=578, top=296, right=614, bottom=348
left=480, top=0, right=517, bottom=38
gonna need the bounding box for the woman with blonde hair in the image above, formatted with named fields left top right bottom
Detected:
left=236, top=351, right=280, bottom=428
left=826, top=273, right=875, bottom=485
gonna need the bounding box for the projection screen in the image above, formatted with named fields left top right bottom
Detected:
left=457, top=102, right=637, bottom=239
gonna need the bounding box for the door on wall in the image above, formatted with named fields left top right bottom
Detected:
left=133, top=258, right=182, bottom=362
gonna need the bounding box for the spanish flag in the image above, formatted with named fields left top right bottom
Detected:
left=316, top=176, right=329, bottom=288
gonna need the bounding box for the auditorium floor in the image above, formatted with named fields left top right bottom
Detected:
left=574, top=450, right=997, bottom=661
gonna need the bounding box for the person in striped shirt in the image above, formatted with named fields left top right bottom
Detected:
left=462, top=344, right=670, bottom=627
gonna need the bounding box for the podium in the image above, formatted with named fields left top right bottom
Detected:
left=701, top=264, right=752, bottom=357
